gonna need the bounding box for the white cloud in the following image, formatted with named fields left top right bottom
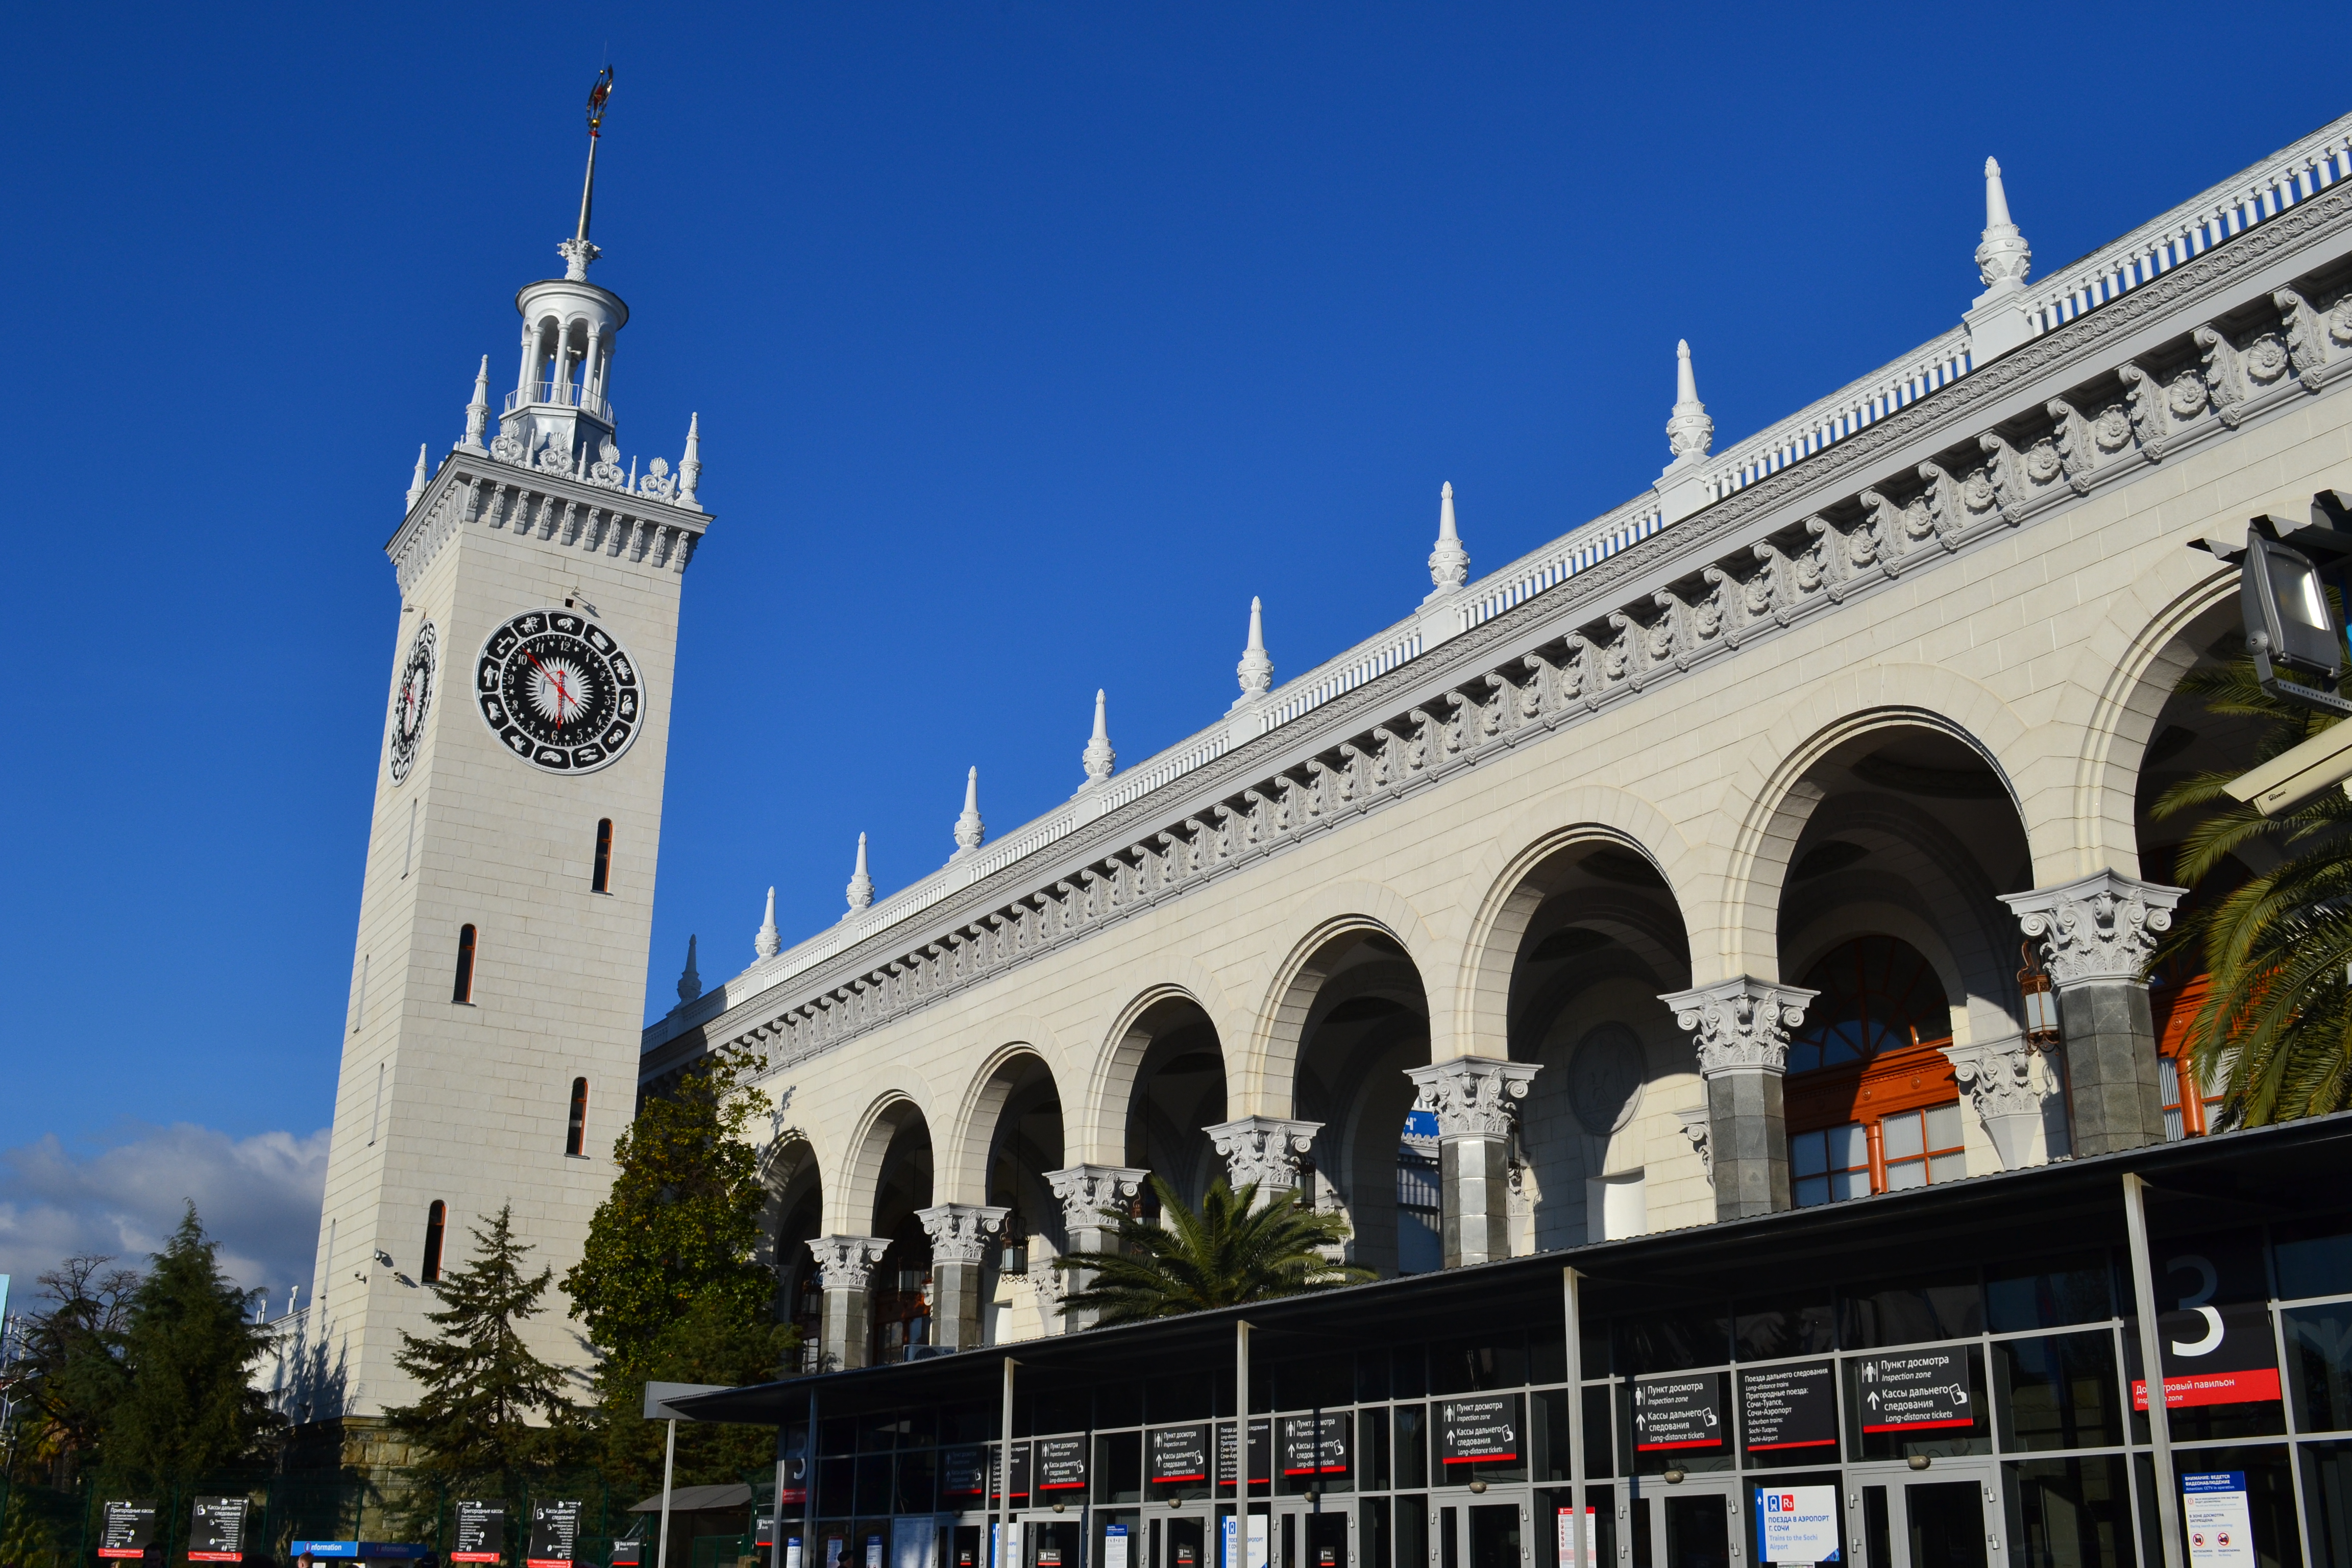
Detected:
left=0, top=1122, right=329, bottom=1309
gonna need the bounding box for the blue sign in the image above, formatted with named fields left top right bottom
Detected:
left=292, top=1545, right=434, bottom=1560
left=2183, top=1473, right=2247, bottom=1492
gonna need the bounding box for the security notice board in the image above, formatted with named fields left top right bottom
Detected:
left=99, top=1501, right=159, bottom=1560
left=1857, top=1350, right=1973, bottom=1433
left=1739, top=1362, right=1837, bottom=1453
left=1632, top=1375, right=1722, bottom=1452
left=527, top=1501, right=584, bottom=1568
left=1437, top=1396, right=1521, bottom=1465
left=189, top=1498, right=250, bottom=1562
left=454, top=1502, right=507, bottom=1564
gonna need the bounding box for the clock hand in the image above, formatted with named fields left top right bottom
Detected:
left=517, top=643, right=582, bottom=723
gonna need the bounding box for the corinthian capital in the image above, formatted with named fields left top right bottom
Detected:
left=1659, top=976, right=1818, bottom=1076
left=915, top=1204, right=1010, bottom=1266
left=1044, top=1165, right=1148, bottom=1233
left=1999, top=870, right=2185, bottom=987
left=806, top=1235, right=892, bottom=1291
left=1404, top=1057, right=1540, bottom=1138
left=1205, top=1116, right=1322, bottom=1192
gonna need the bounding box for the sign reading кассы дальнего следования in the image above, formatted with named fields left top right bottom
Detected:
left=1633, top=1375, right=1723, bottom=1452
left=1858, top=1351, right=1973, bottom=1433
left=1438, top=1397, right=1521, bottom=1465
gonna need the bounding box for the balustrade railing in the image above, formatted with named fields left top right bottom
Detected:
left=505, top=380, right=613, bottom=423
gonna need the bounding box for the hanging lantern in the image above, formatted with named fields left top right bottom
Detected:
left=2018, top=942, right=2061, bottom=1046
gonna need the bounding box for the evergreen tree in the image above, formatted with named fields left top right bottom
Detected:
left=5, top=1255, right=138, bottom=1488
left=1052, top=1177, right=1370, bottom=1325
left=383, top=1204, right=581, bottom=1492
left=563, top=1047, right=793, bottom=1497
left=101, top=1206, right=280, bottom=1485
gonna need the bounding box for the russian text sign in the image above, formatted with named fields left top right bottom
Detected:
left=1036, top=1436, right=1089, bottom=1491
left=99, top=1502, right=159, bottom=1560
left=1740, top=1362, right=1837, bottom=1452
left=2183, top=1473, right=2253, bottom=1567
left=454, top=1502, right=506, bottom=1564
left=1857, top=1350, right=1972, bottom=1433
left=1755, top=1486, right=1838, bottom=1566
left=1437, top=1397, right=1520, bottom=1464
left=1151, top=1426, right=1210, bottom=1483
left=1279, top=1414, right=1349, bottom=1475
left=190, top=1497, right=249, bottom=1563
left=1632, top=1375, right=1722, bottom=1452
left=527, top=1501, right=583, bottom=1568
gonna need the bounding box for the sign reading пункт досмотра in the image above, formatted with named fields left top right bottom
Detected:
left=1739, top=1361, right=1837, bottom=1453
left=1279, top=1414, right=1349, bottom=1476
left=1859, top=1350, right=1974, bottom=1433
left=1632, top=1375, right=1722, bottom=1452
left=1036, top=1436, right=1089, bottom=1491
left=1437, top=1397, right=1520, bottom=1464
left=1151, top=1425, right=1210, bottom=1484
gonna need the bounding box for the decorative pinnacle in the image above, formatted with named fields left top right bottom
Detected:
left=1081, top=689, right=1117, bottom=785
left=952, top=768, right=985, bottom=858
left=559, top=69, right=611, bottom=282
left=1974, top=156, right=2032, bottom=292
left=405, top=444, right=430, bottom=510
left=1427, top=480, right=1469, bottom=594
left=754, top=887, right=780, bottom=960
left=846, top=833, right=875, bottom=913
left=1235, top=597, right=1274, bottom=699
left=676, top=934, right=702, bottom=1005
left=678, top=412, right=703, bottom=509
left=1664, top=339, right=1715, bottom=464
left=462, top=356, right=491, bottom=451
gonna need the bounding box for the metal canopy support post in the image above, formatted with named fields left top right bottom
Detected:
left=998, top=1357, right=1018, bottom=1568
left=657, top=1417, right=678, bottom=1568
left=2122, top=1173, right=2185, bottom=1568
left=1562, top=1269, right=1586, bottom=1568
left=803, top=1385, right=819, bottom=1568
left=1235, top=1318, right=1252, bottom=1545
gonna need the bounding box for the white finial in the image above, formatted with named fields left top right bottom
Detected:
left=677, top=412, right=703, bottom=509
left=952, top=768, right=985, bottom=858
left=846, top=834, right=875, bottom=913
left=1080, top=690, right=1117, bottom=786
left=754, top=887, right=780, bottom=960
left=1974, top=156, right=2031, bottom=292
left=676, top=935, right=702, bottom=1004
left=1235, top=597, right=1274, bottom=699
left=1664, top=340, right=1714, bottom=464
left=1427, top=480, right=1469, bottom=593
left=405, top=444, right=431, bottom=510
left=462, top=356, right=491, bottom=451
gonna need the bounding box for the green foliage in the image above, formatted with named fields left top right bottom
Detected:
left=4, top=1256, right=138, bottom=1488
left=587, top=1295, right=798, bottom=1503
left=383, top=1204, right=582, bottom=1493
left=99, top=1206, right=282, bottom=1487
left=1052, top=1176, right=1371, bottom=1326
left=2152, top=655, right=2352, bottom=1123
left=562, top=1047, right=775, bottom=1379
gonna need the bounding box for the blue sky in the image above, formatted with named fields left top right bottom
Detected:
left=0, top=1, right=2325, bottom=1301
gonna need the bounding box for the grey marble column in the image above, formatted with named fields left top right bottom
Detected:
left=1045, top=1165, right=1147, bottom=1331
left=2001, top=871, right=2186, bottom=1156
left=1403, top=1058, right=1540, bottom=1268
left=915, top=1204, right=1008, bottom=1351
left=1660, top=978, right=1818, bottom=1220
left=1205, top=1116, right=1322, bottom=1206
left=806, top=1235, right=890, bottom=1371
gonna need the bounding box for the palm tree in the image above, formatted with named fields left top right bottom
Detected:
left=2151, top=655, right=2352, bottom=1123
left=1051, top=1176, right=1373, bottom=1325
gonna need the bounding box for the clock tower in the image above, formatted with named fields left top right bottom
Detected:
left=304, top=88, right=710, bottom=1423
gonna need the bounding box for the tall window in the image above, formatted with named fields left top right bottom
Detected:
left=1785, top=935, right=1967, bottom=1208
left=422, top=1201, right=447, bottom=1283
left=452, top=924, right=477, bottom=1003
left=567, top=1076, right=589, bottom=1157
left=592, top=819, right=613, bottom=893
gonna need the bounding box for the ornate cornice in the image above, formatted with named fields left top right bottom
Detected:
left=387, top=453, right=712, bottom=597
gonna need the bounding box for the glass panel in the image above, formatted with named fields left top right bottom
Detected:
left=1928, top=1151, right=1968, bottom=1184
left=1883, top=1111, right=1925, bottom=1161
left=1826, top=1123, right=1869, bottom=1168
left=2276, top=1216, right=2352, bottom=1301
left=2002, top=1457, right=2135, bottom=1568
left=1358, top=1501, right=1389, bottom=1568
left=1795, top=1175, right=1830, bottom=1208
left=2287, top=1303, right=2352, bottom=1434
left=2302, top=1441, right=2352, bottom=1568
left=1829, top=1169, right=1867, bottom=1202
left=1791, top=1132, right=1828, bottom=1178
left=1994, top=1331, right=2124, bottom=1451
left=1465, top=1507, right=1520, bottom=1568
left=1661, top=1495, right=1730, bottom=1568
left=1735, top=1295, right=1835, bottom=1361
left=1924, top=1102, right=1964, bottom=1148
left=1841, top=1271, right=1984, bottom=1348
left=1886, top=1162, right=1927, bottom=1191
left=1985, top=1253, right=2114, bottom=1333
left=1903, top=1481, right=1987, bottom=1568
left=1394, top=1499, right=1427, bottom=1568
left=1861, top=1488, right=1891, bottom=1568
left=1394, top=1407, right=1428, bottom=1490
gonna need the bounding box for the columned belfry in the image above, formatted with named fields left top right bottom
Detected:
left=304, top=76, right=713, bottom=1423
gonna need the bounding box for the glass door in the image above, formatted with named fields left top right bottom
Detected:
left=1462, top=1498, right=1527, bottom=1568
left=1622, top=1479, right=1741, bottom=1568
left=1854, top=1465, right=1999, bottom=1568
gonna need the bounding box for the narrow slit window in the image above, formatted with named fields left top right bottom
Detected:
left=369, top=1061, right=385, bottom=1146
left=422, top=1201, right=446, bottom=1283
left=453, top=924, right=477, bottom=1003
left=567, top=1077, right=589, bottom=1156
left=592, top=819, right=613, bottom=893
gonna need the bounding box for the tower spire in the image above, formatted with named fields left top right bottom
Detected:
left=561, top=67, right=614, bottom=282
left=1974, top=156, right=2032, bottom=294
left=1663, top=339, right=1714, bottom=466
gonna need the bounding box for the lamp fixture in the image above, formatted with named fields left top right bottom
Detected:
left=1662, top=1468, right=1687, bottom=1485
left=1466, top=1480, right=1486, bottom=1495
left=1907, top=1455, right=1932, bottom=1472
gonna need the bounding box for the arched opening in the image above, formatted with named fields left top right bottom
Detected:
left=565, top=1076, right=589, bottom=1157
left=592, top=819, right=613, bottom=893
left=867, top=1110, right=934, bottom=1365
left=968, top=1052, right=1064, bottom=1344
left=1120, top=998, right=1228, bottom=1214
left=1279, top=930, right=1429, bottom=1277
left=452, top=924, right=477, bottom=1004
left=1501, top=841, right=1694, bottom=1248
left=767, top=1144, right=823, bottom=1370
left=1783, top=936, right=1964, bottom=1206
left=422, top=1200, right=447, bottom=1284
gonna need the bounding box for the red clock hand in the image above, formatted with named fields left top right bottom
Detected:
left=518, top=643, right=581, bottom=723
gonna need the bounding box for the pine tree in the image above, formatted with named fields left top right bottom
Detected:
left=1052, top=1177, right=1371, bottom=1326
left=6, top=1255, right=139, bottom=1488
left=383, top=1204, right=581, bottom=1491
left=101, top=1206, right=280, bottom=1486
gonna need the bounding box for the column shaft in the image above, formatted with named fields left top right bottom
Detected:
left=820, top=1285, right=871, bottom=1371
left=2060, top=982, right=2166, bottom=1155
left=930, top=1261, right=985, bottom=1351
left=1706, top=1067, right=1789, bottom=1219
left=1438, top=1133, right=1511, bottom=1267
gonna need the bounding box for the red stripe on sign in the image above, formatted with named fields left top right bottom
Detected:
left=2131, top=1369, right=2283, bottom=1410
left=1154, top=1473, right=1206, bottom=1483
left=1441, top=1451, right=1517, bottom=1462
left=1040, top=1482, right=1087, bottom=1490
left=99, top=1553, right=144, bottom=1559
left=1745, top=1439, right=1837, bottom=1451
left=1862, top=1418, right=1973, bottom=1433
left=189, top=1554, right=243, bottom=1562
left=452, top=1554, right=502, bottom=1561
left=530, top=1557, right=574, bottom=1566
left=1634, top=1438, right=1723, bottom=1452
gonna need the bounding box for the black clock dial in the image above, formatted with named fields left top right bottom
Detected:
left=388, top=621, right=437, bottom=785
left=473, top=609, right=643, bottom=773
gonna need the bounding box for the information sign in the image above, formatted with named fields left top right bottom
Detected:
left=778, top=1450, right=810, bottom=1506
left=1856, top=1350, right=1973, bottom=1433
left=2182, top=1473, right=2253, bottom=1567
left=454, top=1502, right=507, bottom=1563
left=1151, top=1426, right=1210, bottom=1484
left=823, top=1535, right=845, bottom=1568
left=1245, top=1517, right=1268, bottom=1568
left=990, top=1443, right=1033, bottom=1502
left=755, top=1516, right=776, bottom=1549
left=1104, top=1526, right=1129, bottom=1568
left=612, top=1541, right=641, bottom=1567
left=1037, top=1436, right=1089, bottom=1491
left=1632, top=1375, right=1722, bottom=1452
left=99, top=1502, right=159, bottom=1560
left=2133, top=1303, right=2284, bottom=1411
left=1220, top=1517, right=1238, bottom=1568
left=787, top=1542, right=804, bottom=1568
left=942, top=1446, right=989, bottom=1497
left=190, top=1497, right=250, bottom=1562
left=865, top=1537, right=883, bottom=1568
left=1754, top=1485, right=1837, bottom=1565
left=1553, top=1509, right=1596, bottom=1568
left=1215, top=1420, right=1272, bottom=1484
left=1279, top=1414, right=1349, bottom=1475
left=1437, top=1397, right=1520, bottom=1464
left=526, top=1501, right=583, bottom=1568
left=1739, top=1362, right=1837, bottom=1453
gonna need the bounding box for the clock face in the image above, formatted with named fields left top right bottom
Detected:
left=388, top=621, right=437, bottom=785
left=474, top=608, right=643, bottom=773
